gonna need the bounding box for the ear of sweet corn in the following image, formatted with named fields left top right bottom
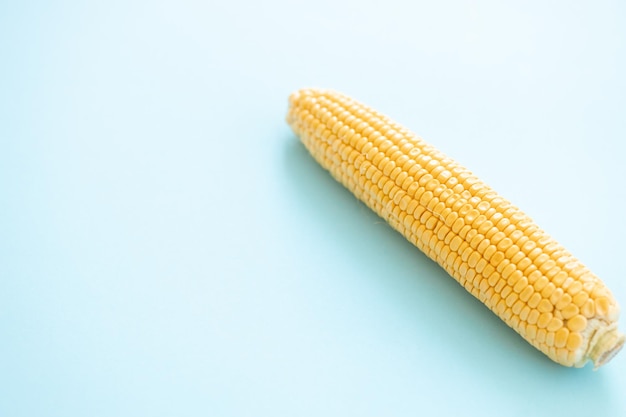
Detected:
left=286, top=88, right=624, bottom=368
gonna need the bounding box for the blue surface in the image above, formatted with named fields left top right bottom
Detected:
left=1, top=1, right=625, bottom=416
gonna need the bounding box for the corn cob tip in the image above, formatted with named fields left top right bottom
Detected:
left=589, top=327, right=625, bottom=369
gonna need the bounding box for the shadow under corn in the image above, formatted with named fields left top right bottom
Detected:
left=282, top=135, right=616, bottom=416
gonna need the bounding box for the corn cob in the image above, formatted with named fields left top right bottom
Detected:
left=286, top=88, right=624, bottom=368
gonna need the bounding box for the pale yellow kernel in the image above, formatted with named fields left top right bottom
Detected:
left=549, top=287, right=564, bottom=305
left=527, top=270, right=542, bottom=284
left=528, top=293, right=542, bottom=309
left=556, top=348, right=570, bottom=365
left=536, top=329, right=547, bottom=343
left=477, top=278, right=489, bottom=294
left=490, top=251, right=505, bottom=267
left=476, top=239, right=490, bottom=254
left=534, top=253, right=550, bottom=268
left=546, top=331, right=556, bottom=347
left=537, top=312, right=553, bottom=329
left=424, top=215, right=438, bottom=231
left=501, top=286, right=513, bottom=300
left=518, top=305, right=530, bottom=321
left=477, top=220, right=493, bottom=235
left=505, top=292, right=518, bottom=307
left=490, top=231, right=505, bottom=246
left=580, top=299, right=595, bottom=318
left=519, top=285, right=534, bottom=302
left=451, top=218, right=464, bottom=234
left=566, top=280, right=583, bottom=296
left=483, top=245, right=497, bottom=261
left=547, top=317, right=563, bottom=332
left=528, top=247, right=543, bottom=261
left=526, top=324, right=537, bottom=339
left=541, top=282, right=556, bottom=298
left=483, top=271, right=497, bottom=288
left=432, top=201, right=446, bottom=217
left=468, top=252, right=481, bottom=268
left=459, top=245, right=471, bottom=262
left=444, top=211, right=458, bottom=227
left=591, top=285, right=609, bottom=298
left=512, top=300, right=525, bottom=315
left=488, top=291, right=500, bottom=308
left=571, top=291, right=589, bottom=307
left=517, top=258, right=532, bottom=273
left=501, top=263, right=517, bottom=280
left=494, top=277, right=506, bottom=293
left=561, top=304, right=579, bottom=320
left=549, top=327, right=568, bottom=351
left=496, top=300, right=507, bottom=315
left=467, top=268, right=478, bottom=285
left=436, top=224, right=450, bottom=240
left=457, top=226, right=471, bottom=241
left=521, top=240, right=537, bottom=252
left=555, top=293, right=572, bottom=310
left=506, top=245, right=522, bottom=261
left=537, top=299, right=553, bottom=313
left=533, top=275, right=549, bottom=291
left=483, top=263, right=495, bottom=278
left=527, top=309, right=540, bottom=325
left=566, top=332, right=583, bottom=350
left=594, top=296, right=611, bottom=316
left=496, top=237, right=513, bottom=252
left=566, top=315, right=587, bottom=332
left=539, top=260, right=557, bottom=275
left=448, top=235, right=461, bottom=252
left=398, top=195, right=412, bottom=211
left=475, top=258, right=488, bottom=274
left=508, top=272, right=524, bottom=289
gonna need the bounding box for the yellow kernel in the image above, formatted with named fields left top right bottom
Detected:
left=572, top=292, right=589, bottom=307
left=450, top=235, right=462, bottom=252
left=555, top=293, right=572, bottom=310
left=468, top=252, right=481, bottom=268
left=534, top=276, right=549, bottom=291
left=566, top=332, right=583, bottom=350
left=501, top=263, right=517, bottom=279
left=527, top=309, right=540, bottom=325
left=595, top=297, right=610, bottom=316
left=528, top=293, right=542, bottom=308
left=519, top=285, right=534, bottom=302
left=484, top=245, right=497, bottom=261
left=519, top=305, right=531, bottom=321
left=549, top=288, right=564, bottom=306
left=517, top=257, right=532, bottom=272
left=537, top=312, right=553, bottom=329
left=561, top=304, right=579, bottom=320
left=537, top=299, right=553, bottom=313
left=547, top=317, right=563, bottom=332
left=541, top=283, right=556, bottom=299
left=512, top=300, right=525, bottom=315
left=581, top=299, right=595, bottom=318
left=490, top=251, right=505, bottom=267
left=536, top=329, right=547, bottom=343
left=556, top=348, right=569, bottom=364
left=505, top=292, right=518, bottom=308
left=566, top=280, right=583, bottom=296
left=566, top=315, right=587, bottom=332
left=554, top=327, right=569, bottom=348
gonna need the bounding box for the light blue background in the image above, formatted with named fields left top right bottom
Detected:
left=1, top=1, right=625, bottom=416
